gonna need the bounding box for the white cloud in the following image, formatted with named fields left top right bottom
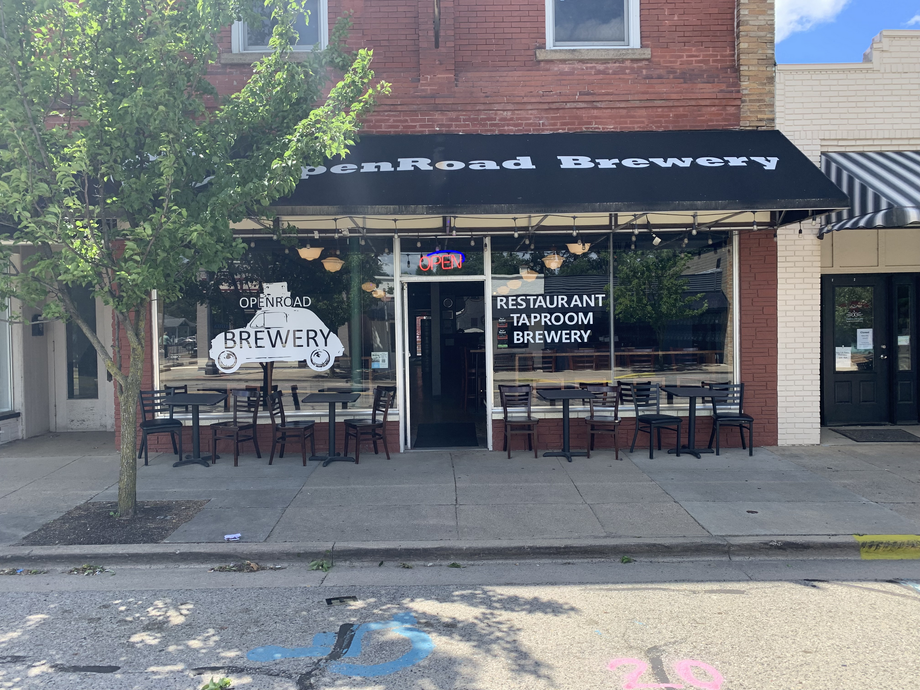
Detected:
left=907, top=13, right=920, bottom=26
left=775, top=0, right=851, bottom=42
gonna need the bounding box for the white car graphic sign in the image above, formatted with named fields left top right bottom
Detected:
left=210, top=285, right=344, bottom=373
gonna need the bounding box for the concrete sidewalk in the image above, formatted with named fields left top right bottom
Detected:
left=1, top=430, right=919, bottom=564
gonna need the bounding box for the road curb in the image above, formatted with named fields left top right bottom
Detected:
left=0, top=535, right=869, bottom=567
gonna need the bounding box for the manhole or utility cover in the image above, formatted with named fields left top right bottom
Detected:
left=832, top=429, right=920, bottom=443
left=326, top=596, right=359, bottom=606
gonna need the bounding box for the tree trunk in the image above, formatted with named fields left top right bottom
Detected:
left=116, top=337, right=146, bottom=519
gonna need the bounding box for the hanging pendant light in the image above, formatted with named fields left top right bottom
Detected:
left=371, top=287, right=385, bottom=299
left=565, top=241, right=591, bottom=255
left=361, top=281, right=377, bottom=293
left=520, top=267, right=538, bottom=282
left=542, top=248, right=564, bottom=270
left=321, top=256, right=345, bottom=272
left=298, top=245, right=323, bottom=261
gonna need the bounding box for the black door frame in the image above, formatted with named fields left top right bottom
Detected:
left=821, top=273, right=919, bottom=425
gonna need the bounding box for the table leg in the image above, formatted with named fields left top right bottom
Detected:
left=542, top=398, right=587, bottom=462
left=173, top=404, right=212, bottom=468
left=668, top=395, right=714, bottom=459
left=312, top=402, right=359, bottom=466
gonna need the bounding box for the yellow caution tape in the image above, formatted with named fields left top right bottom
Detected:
left=854, top=535, right=920, bottom=560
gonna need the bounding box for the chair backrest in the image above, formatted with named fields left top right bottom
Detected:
left=290, top=385, right=301, bottom=411
left=165, top=384, right=187, bottom=396
left=702, top=381, right=743, bottom=413
left=230, top=389, right=261, bottom=424
left=140, top=389, right=174, bottom=420
left=619, top=381, right=659, bottom=414
left=587, top=384, right=619, bottom=418
left=371, top=386, right=397, bottom=424
left=268, top=390, right=287, bottom=427
left=499, top=384, right=532, bottom=418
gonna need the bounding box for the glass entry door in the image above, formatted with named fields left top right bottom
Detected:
left=822, top=275, right=890, bottom=425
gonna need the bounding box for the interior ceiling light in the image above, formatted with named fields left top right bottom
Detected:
left=508, top=280, right=522, bottom=289
left=542, top=249, right=564, bottom=270
left=371, top=287, right=385, bottom=299
left=520, top=267, right=538, bottom=282
left=321, top=256, right=345, bottom=272
left=361, top=281, right=377, bottom=292
left=566, top=241, right=591, bottom=255
left=496, top=285, right=510, bottom=295
left=298, top=245, right=323, bottom=261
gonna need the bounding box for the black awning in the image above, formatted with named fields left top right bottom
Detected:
left=272, top=130, right=848, bottom=217
left=820, top=151, right=920, bottom=235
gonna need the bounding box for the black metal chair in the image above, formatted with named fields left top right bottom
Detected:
left=702, top=382, right=754, bottom=456
left=621, top=382, right=682, bottom=459
left=343, top=385, right=396, bottom=462
left=267, top=390, right=315, bottom=465
left=582, top=384, right=621, bottom=460
left=164, top=384, right=189, bottom=412
left=209, top=389, right=262, bottom=466
left=499, top=384, right=540, bottom=458
left=138, top=390, right=183, bottom=466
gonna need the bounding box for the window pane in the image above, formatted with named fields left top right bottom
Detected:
left=400, top=238, right=485, bottom=276
left=897, top=284, right=911, bottom=372
left=554, top=0, right=627, bottom=45
left=66, top=286, right=98, bottom=399
left=833, top=286, right=874, bottom=372
left=244, top=0, right=319, bottom=50
left=158, top=237, right=396, bottom=414
left=612, top=236, right=733, bottom=385
left=491, top=234, right=612, bottom=409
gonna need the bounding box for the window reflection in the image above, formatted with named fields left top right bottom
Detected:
left=157, top=237, right=395, bottom=413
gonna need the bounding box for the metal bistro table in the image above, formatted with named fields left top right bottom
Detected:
left=660, top=386, right=726, bottom=459
left=164, top=392, right=228, bottom=467
left=318, top=387, right=369, bottom=409
left=536, top=388, right=592, bottom=462
left=302, top=392, right=361, bottom=466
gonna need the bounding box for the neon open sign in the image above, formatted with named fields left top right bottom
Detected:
left=419, top=250, right=465, bottom=272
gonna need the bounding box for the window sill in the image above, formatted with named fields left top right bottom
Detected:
left=219, top=51, right=312, bottom=65
left=535, top=47, right=651, bottom=62
left=0, top=411, right=21, bottom=422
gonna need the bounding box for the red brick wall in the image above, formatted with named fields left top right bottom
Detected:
left=209, top=0, right=743, bottom=133
left=738, top=231, right=778, bottom=445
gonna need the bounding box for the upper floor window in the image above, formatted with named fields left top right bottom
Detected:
left=232, top=0, right=327, bottom=52
left=546, top=0, right=640, bottom=49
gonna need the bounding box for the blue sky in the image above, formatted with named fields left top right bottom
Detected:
left=776, top=0, right=920, bottom=63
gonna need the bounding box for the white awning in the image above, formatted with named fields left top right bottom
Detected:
left=820, top=151, right=920, bottom=235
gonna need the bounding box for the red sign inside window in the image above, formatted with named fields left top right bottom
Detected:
left=419, top=251, right=465, bottom=272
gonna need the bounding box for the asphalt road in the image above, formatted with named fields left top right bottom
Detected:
left=1, top=557, right=920, bottom=689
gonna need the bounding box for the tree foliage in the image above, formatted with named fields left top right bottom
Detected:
left=612, top=250, right=706, bottom=348
left=0, top=0, right=388, bottom=516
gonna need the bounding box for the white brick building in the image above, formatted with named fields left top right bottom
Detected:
left=777, top=30, right=920, bottom=437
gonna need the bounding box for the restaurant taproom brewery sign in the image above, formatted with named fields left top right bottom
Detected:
left=298, top=155, right=780, bottom=178
left=209, top=283, right=344, bottom=373
left=495, top=293, right=606, bottom=346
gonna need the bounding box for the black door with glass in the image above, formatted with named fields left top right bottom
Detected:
left=822, top=275, right=889, bottom=425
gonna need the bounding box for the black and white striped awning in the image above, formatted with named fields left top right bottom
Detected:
left=820, top=151, right=920, bottom=235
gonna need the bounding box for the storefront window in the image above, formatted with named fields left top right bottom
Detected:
left=157, top=237, right=396, bottom=413
left=490, top=232, right=733, bottom=408
left=491, top=234, right=613, bottom=407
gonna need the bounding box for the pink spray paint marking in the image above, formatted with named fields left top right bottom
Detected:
left=608, top=659, right=684, bottom=689
left=608, top=657, right=724, bottom=690
left=673, top=660, right=724, bottom=690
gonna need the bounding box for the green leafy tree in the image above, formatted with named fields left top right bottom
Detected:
left=0, top=0, right=388, bottom=517
left=612, top=250, right=707, bottom=349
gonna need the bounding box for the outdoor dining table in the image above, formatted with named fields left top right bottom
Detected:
left=660, top=386, right=727, bottom=459
left=318, top=387, right=369, bottom=409
left=536, top=388, right=592, bottom=462
left=164, top=392, right=228, bottom=467
left=302, top=392, right=361, bottom=466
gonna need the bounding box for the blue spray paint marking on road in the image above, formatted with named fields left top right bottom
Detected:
left=895, top=579, right=920, bottom=595
left=247, top=612, right=434, bottom=677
